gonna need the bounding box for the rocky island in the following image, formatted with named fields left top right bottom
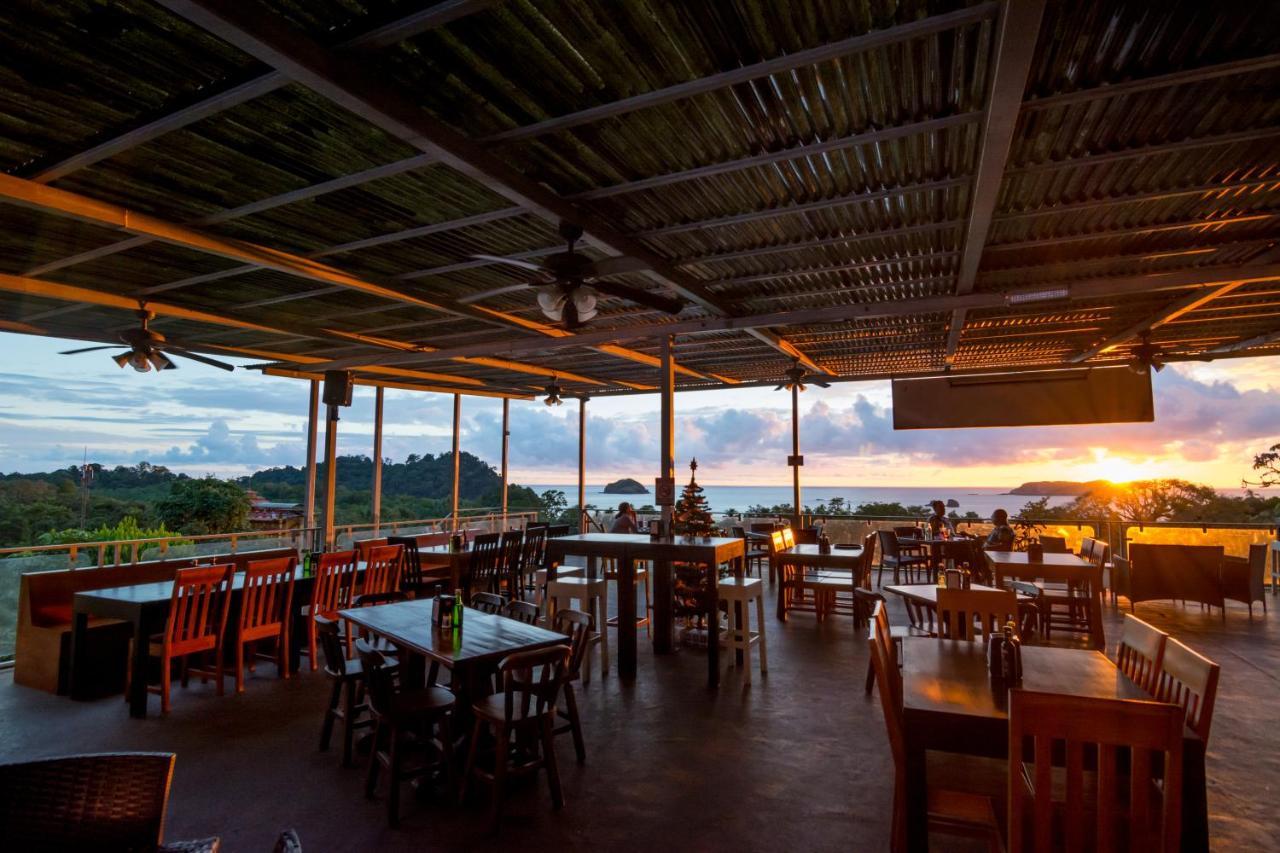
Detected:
left=1008, top=480, right=1108, bottom=496
left=603, top=477, right=648, bottom=495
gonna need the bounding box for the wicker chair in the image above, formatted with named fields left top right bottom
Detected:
left=0, top=752, right=220, bottom=851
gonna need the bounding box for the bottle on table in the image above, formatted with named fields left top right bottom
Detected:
left=453, top=588, right=464, bottom=628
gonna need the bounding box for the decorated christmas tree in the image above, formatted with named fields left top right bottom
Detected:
left=673, top=458, right=717, bottom=537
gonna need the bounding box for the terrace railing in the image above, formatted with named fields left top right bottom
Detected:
left=0, top=507, right=540, bottom=663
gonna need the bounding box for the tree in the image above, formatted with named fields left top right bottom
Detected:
left=154, top=477, right=250, bottom=535
left=1068, top=479, right=1217, bottom=521
left=1246, top=442, right=1280, bottom=488
left=673, top=459, right=718, bottom=537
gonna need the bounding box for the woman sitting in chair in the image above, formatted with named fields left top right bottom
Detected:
left=984, top=508, right=1016, bottom=551
left=610, top=502, right=640, bottom=534
left=927, top=500, right=955, bottom=537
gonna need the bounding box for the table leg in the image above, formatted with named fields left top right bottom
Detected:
left=904, top=720, right=929, bottom=852
left=617, top=556, right=637, bottom=680
left=776, top=559, right=790, bottom=622
left=1182, top=737, right=1209, bottom=853
left=128, top=617, right=149, bottom=719
left=706, top=563, right=720, bottom=687
left=733, top=556, right=745, bottom=666
left=69, top=609, right=89, bottom=700
left=652, top=558, right=674, bottom=655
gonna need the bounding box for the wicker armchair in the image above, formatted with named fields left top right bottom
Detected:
left=0, top=751, right=220, bottom=852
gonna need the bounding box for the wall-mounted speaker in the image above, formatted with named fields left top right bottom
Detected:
left=322, top=370, right=353, bottom=407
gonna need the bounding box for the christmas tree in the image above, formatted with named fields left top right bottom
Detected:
left=673, top=458, right=718, bottom=537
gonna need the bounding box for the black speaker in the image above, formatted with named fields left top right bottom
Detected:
left=322, top=370, right=353, bottom=407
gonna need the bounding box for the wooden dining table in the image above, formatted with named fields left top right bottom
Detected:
left=984, top=550, right=1105, bottom=649
left=544, top=533, right=745, bottom=685
left=900, top=637, right=1208, bottom=853
left=70, top=566, right=315, bottom=719
left=415, top=543, right=473, bottom=590
left=772, top=543, right=863, bottom=620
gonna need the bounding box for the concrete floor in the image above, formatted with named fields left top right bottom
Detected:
left=1, top=582, right=1277, bottom=852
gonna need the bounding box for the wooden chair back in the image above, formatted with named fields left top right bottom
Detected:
left=505, top=600, right=539, bottom=625
left=868, top=601, right=904, bottom=765
left=859, top=532, right=877, bottom=584
left=497, top=644, right=570, bottom=723
left=520, top=525, right=547, bottom=575
left=354, top=538, right=388, bottom=563
left=794, top=527, right=819, bottom=545
left=781, top=527, right=796, bottom=549
left=1078, top=537, right=1096, bottom=561
left=311, top=550, right=358, bottom=618
left=467, top=532, right=503, bottom=596
left=894, top=526, right=923, bottom=540
left=313, top=614, right=348, bottom=678
left=354, top=639, right=397, bottom=722
left=553, top=608, right=594, bottom=681
left=1117, top=613, right=1167, bottom=694
left=936, top=587, right=1017, bottom=642
left=387, top=535, right=423, bottom=591
left=470, top=591, right=506, bottom=614
left=877, top=528, right=902, bottom=561
left=499, top=530, right=525, bottom=592
left=361, top=544, right=404, bottom=598
left=239, top=556, right=296, bottom=642
left=1089, top=539, right=1110, bottom=568
left=852, top=587, right=885, bottom=631
left=165, top=564, right=233, bottom=656
left=546, top=524, right=571, bottom=538
left=1038, top=534, right=1067, bottom=553
left=769, top=529, right=788, bottom=555
left=1008, top=689, right=1184, bottom=853
left=1153, top=636, right=1220, bottom=743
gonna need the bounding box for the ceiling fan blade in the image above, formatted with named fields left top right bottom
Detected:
left=149, top=351, right=175, bottom=371
left=470, top=253, right=547, bottom=273
left=457, top=282, right=536, bottom=304
left=587, top=256, right=651, bottom=278
left=59, top=345, right=120, bottom=355
left=166, top=347, right=235, bottom=371
left=773, top=383, right=785, bottom=391
left=591, top=279, right=684, bottom=314
left=813, top=380, right=832, bottom=388
left=112, top=351, right=133, bottom=368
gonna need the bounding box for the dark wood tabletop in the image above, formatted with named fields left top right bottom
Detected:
left=74, top=566, right=309, bottom=609
left=984, top=550, right=1092, bottom=571
left=900, top=637, right=1206, bottom=853
left=885, top=583, right=1031, bottom=607
left=983, top=550, right=1106, bottom=649
left=338, top=598, right=565, bottom=669
left=774, top=542, right=863, bottom=568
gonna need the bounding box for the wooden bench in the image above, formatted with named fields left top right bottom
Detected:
left=14, top=547, right=297, bottom=695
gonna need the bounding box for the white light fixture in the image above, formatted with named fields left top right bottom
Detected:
left=1005, top=286, right=1070, bottom=305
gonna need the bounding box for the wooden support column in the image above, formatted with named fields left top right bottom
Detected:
left=322, top=401, right=339, bottom=550
left=303, top=379, right=319, bottom=547
left=577, top=396, right=588, bottom=533
left=371, top=385, right=384, bottom=534
left=790, top=383, right=803, bottom=527
left=653, top=335, right=677, bottom=656
left=500, top=397, right=510, bottom=524
left=451, top=393, right=461, bottom=529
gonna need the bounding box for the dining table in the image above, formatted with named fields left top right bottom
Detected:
left=70, top=566, right=315, bottom=719
left=900, top=637, right=1208, bottom=853
left=984, top=550, right=1105, bottom=648
left=772, top=543, right=863, bottom=620
left=544, top=533, right=745, bottom=685
left=415, top=543, right=473, bottom=590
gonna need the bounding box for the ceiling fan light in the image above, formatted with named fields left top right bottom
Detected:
left=148, top=351, right=172, bottom=372
left=572, top=287, right=597, bottom=313
left=112, top=351, right=132, bottom=369
left=537, top=288, right=565, bottom=313
left=128, top=351, right=151, bottom=373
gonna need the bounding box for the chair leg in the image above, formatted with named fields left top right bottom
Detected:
left=438, top=712, right=457, bottom=793
left=365, top=720, right=382, bottom=799
left=235, top=640, right=245, bottom=694
left=864, top=657, right=876, bottom=694
left=563, top=683, right=586, bottom=764
left=740, top=603, right=752, bottom=686
left=308, top=620, right=319, bottom=672
left=319, top=678, right=341, bottom=752
left=342, top=680, right=358, bottom=767
left=490, top=723, right=508, bottom=828
left=460, top=719, right=483, bottom=805
left=541, top=716, right=564, bottom=810
left=755, top=593, right=768, bottom=675
left=386, top=726, right=401, bottom=828
left=160, top=653, right=171, bottom=714
left=596, top=593, right=609, bottom=677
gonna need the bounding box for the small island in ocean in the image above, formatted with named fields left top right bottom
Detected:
left=1008, top=480, right=1108, bottom=496
left=603, top=477, right=648, bottom=495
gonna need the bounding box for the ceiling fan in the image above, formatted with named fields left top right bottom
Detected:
left=774, top=359, right=831, bottom=392
left=543, top=378, right=565, bottom=406
left=463, top=220, right=685, bottom=328
left=1127, top=333, right=1168, bottom=375
left=58, top=309, right=236, bottom=373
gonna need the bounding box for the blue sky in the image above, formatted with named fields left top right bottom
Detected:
left=1, top=331, right=1277, bottom=488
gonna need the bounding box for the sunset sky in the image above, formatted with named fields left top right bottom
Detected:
left=1, top=331, right=1275, bottom=489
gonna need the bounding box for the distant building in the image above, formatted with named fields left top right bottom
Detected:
left=245, top=490, right=303, bottom=530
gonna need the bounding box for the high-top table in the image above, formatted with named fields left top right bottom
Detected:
left=772, top=543, right=863, bottom=621
left=900, top=638, right=1207, bottom=852
left=544, top=533, right=745, bottom=685
left=983, top=549, right=1105, bottom=649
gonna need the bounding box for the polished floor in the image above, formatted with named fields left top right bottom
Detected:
left=1, top=581, right=1276, bottom=852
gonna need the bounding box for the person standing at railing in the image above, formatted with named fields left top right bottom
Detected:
left=927, top=500, right=955, bottom=538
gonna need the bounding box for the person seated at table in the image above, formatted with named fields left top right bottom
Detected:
left=984, top=509, right=1016, bottom=550
left=927, top=500, right=955, bottom=537
left=610, top=502, right=640, bottom=534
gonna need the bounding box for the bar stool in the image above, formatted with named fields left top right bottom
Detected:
left=718, top=576, right=767, bottom=685
left=603, top=557, right=653, bottom=637
left=533, top=562, right=582, bottom=610
left=545, top=571, right=609, bottom=679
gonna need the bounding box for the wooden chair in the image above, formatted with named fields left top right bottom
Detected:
left=546, top=524, right=571, bottom=538
left=234, top=556, right=296, bottom=694
left=315, top=614, right=382, bottom=767
left=936, top=587, right=1018, bottom=642
left=1008, top=580, right=1045, bottom=639
left=388, top=535, right=438, bottom=598
left=868, top=602, right=1003, bottom=852
left=1153, top=636, right=1220, bottom=743
left=1043, top=540, right=1106, bottom=643
left=858, top=531, right=877, bottom=588
left=461, top=644, right=571, bottom=827
left=470, top=591, right=506, bottom=614
left=355, top=544, right=404, bottom=605
left=504, top=599, right=539, bottom=625
left=877, top=529, right=929, bottom=586
left=1038, top=534, right=1067, bottom=553
left=1116, top=613, right=1167, bottom=694
left=518, top=524, right=548, bottom=595
left=146, top=564, right=234, bottom=714
left=854, top=588, right=927, bottom=694
left=357, top=640, right=455, bottom=828
left=497, top=531, right=524, bottom=598
left=465, top=532, right=503, bottom=597
left=733, top=525, right=768, bottom=577
left=552, top=608, right=594, bottom=762
left=305, top=550, right=358, bottom=669
left=1008, top=689, right=1184, bottom=852
left=354, top=537, right=388, bottom=564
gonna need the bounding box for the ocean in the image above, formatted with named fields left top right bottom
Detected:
left=524, top=484, right=1078, bottom=517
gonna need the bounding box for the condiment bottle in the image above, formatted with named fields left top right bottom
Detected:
left=1001, top=622, right=1022, bottom=683
left=988, top=631, right=1006, bottom=678
left=937, top=569, right=946, bottom=588
left=453, top=588, right=464, bottom=628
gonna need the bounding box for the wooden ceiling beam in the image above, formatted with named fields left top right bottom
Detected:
left=1005, top=126, right=1280, bottom=177
left=994, top=175, right=1280, bottom=223
left=678, top=221, right=961, bottom=266
left=986, top=212, right=1280, bottom=252
left=291, top=264, right=1280, bottom=371
left=155, top=0, right=826, bottom=379
left=946, top=0, right=1048, bottom=362
left=261, top=367, right=533, bottom=400
left=1067, top=281, right=1248, bottom=363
